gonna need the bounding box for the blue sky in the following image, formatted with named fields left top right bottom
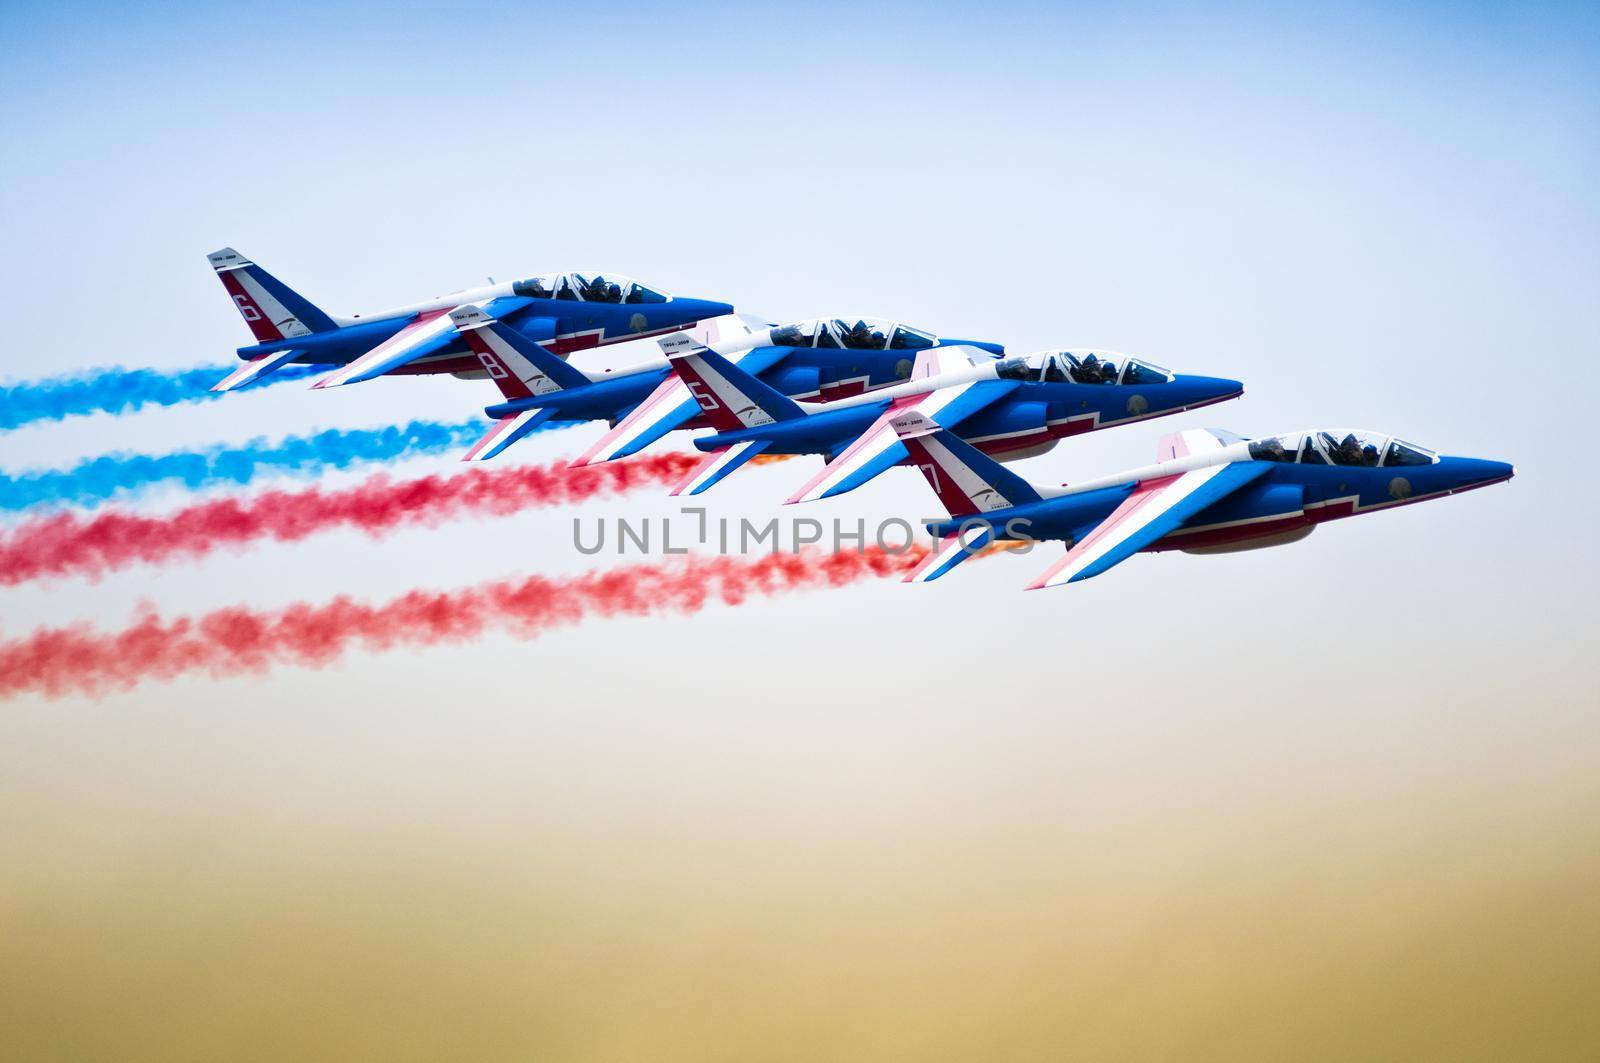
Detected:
left=0, top=0, right=1593, bottom=713
left=0, top=0, right=1592, bottom=696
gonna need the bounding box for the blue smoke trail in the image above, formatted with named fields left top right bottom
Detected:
left=0, top=363, right=332, bottom=432
left=0, top=419, right=571, bottom=513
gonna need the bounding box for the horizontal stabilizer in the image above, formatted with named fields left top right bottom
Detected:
left=461, top=408, right=557, bottom=462
left=668, top=439, right=772, bottom=496
left=211, top=348, right=306, bottom=393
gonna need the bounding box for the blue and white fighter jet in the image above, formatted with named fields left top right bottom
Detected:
left=658, top=338, right=1244, bottom=499
left=886, top=413, right=1514, bottom=587
left=206, top=248, right=735, bottom=393
left=448, top=309, right=1005, bottom=463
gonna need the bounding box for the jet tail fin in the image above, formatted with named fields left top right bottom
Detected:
left=450, top=305, right=589, bottom=402
left=659, top=335, right=805, bottom=432
left=889, top=411, right=1044, bottom=518
left=207, top=247, right=337, bottom=343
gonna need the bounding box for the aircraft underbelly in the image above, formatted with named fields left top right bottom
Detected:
left=1178, top=524, right=1316, bottom=554
left=1146, top=481, right=1308, bottom=553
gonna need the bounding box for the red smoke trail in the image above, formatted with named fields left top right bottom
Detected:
left=0, top=453, right=727, bottom=586
left=0, top=545, right=926, bottom=700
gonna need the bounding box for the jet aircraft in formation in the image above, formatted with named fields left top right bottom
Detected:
left=209, top=249, right=1513, bottom=588
left=205, top=248, right=733, bottom=393
left=448, top=307, right=1003, bottom=465
left=887, top=415, right=1513, bottom=587
left=659, top=336, right=1244, bottom=499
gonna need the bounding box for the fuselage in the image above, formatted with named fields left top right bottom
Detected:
left=932, top=437, right=1514, bottom=553
left=696, top=352, right=1244, bottom=458
left=486, top=321, right=1007, bottom=424
left=1148, top=452, right=1515, bottom=552
left=234, top=280, right=736, bottom=377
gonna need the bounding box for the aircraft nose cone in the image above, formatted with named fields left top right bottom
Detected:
left=1178, top=375, right=1246, bottom=408
left=1446, top=457, right=1515, bottom=489
left=1213, top=376, right=1246, bottom=399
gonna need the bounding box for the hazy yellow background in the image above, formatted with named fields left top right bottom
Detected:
left=4, top=607, right=1596, bottom=1060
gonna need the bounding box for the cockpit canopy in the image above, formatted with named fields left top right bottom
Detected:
left=1247, top=430, right=1438, bottom=468
left=511, top=273, right=671, bottom=305
left=768, top=317, right=939, bottom=351
left=994, top=349, right=1174, bottom=385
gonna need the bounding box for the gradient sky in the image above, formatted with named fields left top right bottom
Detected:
left=1, top=3, right=1597, bottom=1059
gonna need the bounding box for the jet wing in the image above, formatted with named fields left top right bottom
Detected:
left=312, top=296, right=539, bottom=390
left=785, top=379, right=1016, bottom=504
left=310, top=309, right=457, bottom=389
left=461, top=408, right=559, bottom=462
left=570, top=345, right=794, bottom=467
left=669, top=440, right=773, bottom=496
left=1028, top=460, right=1270, bottom=589
left=903, top=525, right=997, bottom=583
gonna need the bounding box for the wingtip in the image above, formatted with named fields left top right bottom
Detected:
left=671, top=481, right=715, bottom=497
left=211, top=364, right=258, bottom=393
left=1023, top=564, right=1060, bottom=591
left=1024, top=569, right=1070, bottom=591
left=903, top=555, right=949, bottom=585
left=309, top=370, right=353, bottom=391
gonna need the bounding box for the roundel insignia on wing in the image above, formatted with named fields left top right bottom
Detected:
left=1388, top=477, right=1413, bottom=500
left=1126, top=394, right=1149, bottom=416
left=629, top=313, right=648, bottom=333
